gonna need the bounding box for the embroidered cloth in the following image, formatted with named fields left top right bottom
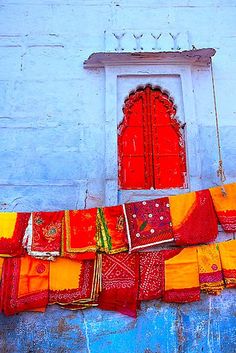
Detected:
left=24, top=211, right=64, bottom=259
left=49, top=255, right=101, bottom=306
left=138, top=251, right=164, bottom=301
left=164, top=247, right=200, bottom=303
left=209, top=183, right=236, bottom=232
left=62, top=209, right=97, bottom=260
left=218, top=240, right=236, bottom=288
left=169, top=189, right=218, bottom=246
left=1, top=255, right=49, bottom=315
left=123, top=198, right=174, bottom=252
left=197, top=244, right=224, bottom=295
left=98, top=253, right=139, bottom=317
left=96, top=206, right=128, bottom=254
left=0, top=212, right=30, bottom=257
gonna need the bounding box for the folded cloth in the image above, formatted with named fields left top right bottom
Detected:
left=138, top=251, right=164, bottom=301
left=62, top=209, right=97, bottom=260
left=96, top=205, right=128, bottom=254
left=163, top=247, right=200, bottom=303
left=1, top=255, right=49, bottom=315
left=209, top=183, right=236, bottom=232
left=0, top=212, right=30, bottom=257
left=49, top=255, right=101, bottom=306
left=98, top=253, right=139, bottom=317
left=218, top=240, right=236, bottom=288
left=123, top=198, right=174, bottom=252
left=197, top=244, right=224, bottom=295
left=169, top=189, right=218, bottom=246
left=24, top=211, right=64, bottom=259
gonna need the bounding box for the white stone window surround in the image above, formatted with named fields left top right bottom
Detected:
left=84, top=49, right=216, bottom=205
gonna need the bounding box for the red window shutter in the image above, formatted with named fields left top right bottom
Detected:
left=118, top=86, right=187, bottom=190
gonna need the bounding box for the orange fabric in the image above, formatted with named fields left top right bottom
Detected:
left=0, top=212, right=30, bottom=256
left=218, top=240, right=236, bottom=288
left=169, top=189, right=218, bottom=246
left=197, top=244, right=224, bottom=295
left=1, top=255, right=49, bottom=315
left=50, top=258, right=83, bottom=292
left=209, top=183, right=236, bottom=232
left=62, top=209, right=97, bottom=260
left=164, top=247, right=200, bottom=303
left=49, top=256, right=101, bottom=305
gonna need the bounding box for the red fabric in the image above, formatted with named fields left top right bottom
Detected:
left=0, top=213, right=30, bottom=256
left=63, top=209, right=97, bottom=260
left=163, top=288, right=200, bottom=303
left=98, top=253, right=139, bottom=317
left=1, top=256, right=49, bottom=316
left=138, top=252, right=164, bottom=301
left=124, top=197, right=173, bottom=252
left=32, top=211, right=64, bottom=253
left=217, top=210, right=236, bottom=233
left=174, top=190, right=218, bottom=246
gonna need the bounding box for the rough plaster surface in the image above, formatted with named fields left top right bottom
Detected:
left=0, top=1, right=236, bottom=352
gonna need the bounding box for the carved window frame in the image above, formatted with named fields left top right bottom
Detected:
left=84, top=50, right=216, bottom=205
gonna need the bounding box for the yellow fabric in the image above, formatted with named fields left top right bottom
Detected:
left=0, top=212, right=17, bottom=239
left=49, top=258, right=83, bottom=291
left=209, top=183, right=236, bottom=212
left=169, top=192, right=196, bottom=229
left=218, top=240, right=236, bottom=271
left=198, top=244, right=221, bottom=274
left=0, top=258, right=4, bottom=278
left=165, top=247, right=199, bottom=291
left=197, top=244, right=224, bottom=295
left=18, top=255, right=49, bottom=297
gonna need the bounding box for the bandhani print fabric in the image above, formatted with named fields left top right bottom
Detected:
left=1, top=255, right=49, bottom=316
left=24, top=211, right=64, bottom=259
left=197, top=244, right=224, bottom=295
left=62, top=209, right=97, bottom=260
left=123, top=197, right=174, bottom=252
left=164, top=247, right=200, bottom=303
left=49, top=255, right=102, bottom=307
left=96, top=205, right=128, bottom=254
left=138, top=251, right=164, bottom=301
left=218, top=240, right=236, bottom=288
left=0, top=212, right=30, bottom=257
left=209, top=183, right=236, bottom=232
left=169, top=189, right=218, bottom=246
left=98, top=253, right=139, bottom=317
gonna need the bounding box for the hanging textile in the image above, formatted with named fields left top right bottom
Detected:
left=138, top=251, right=164, bottom=301
left=169, top=189, right=218, bottom=246
left=123, top=198, right=174, bottom=252
left=49, top=255, right=101, bottom=306
left=96, top=205, right=128, bottom=254
left=0, top=258, right=4, bottom=312
left=0, top=212, right=30, bottom=257
left=24, top=211, right=64, bottom=259
left=209, top=183, right=236, bottom=232
left=1, top=255, right=49, bottom=316
left=197, top=244, right=224, bottom=295
left=62, top=209, right=97, bottom=260
left=164, top=247, right=200, bottom=303
left=98, top=253, right=139, bottom=317
left=218, top=240, right=236, bottom=288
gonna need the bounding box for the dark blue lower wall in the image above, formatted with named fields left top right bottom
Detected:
left=0, top=290, right=235, bottom=353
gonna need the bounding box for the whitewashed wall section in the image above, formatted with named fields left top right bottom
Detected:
left=97, top=61, right=215, bottom=205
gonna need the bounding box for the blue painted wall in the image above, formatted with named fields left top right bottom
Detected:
left=0, top=1, right=236, bottom=352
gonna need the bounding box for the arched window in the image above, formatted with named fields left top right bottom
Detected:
left=118, top=85, right=187, bottom=190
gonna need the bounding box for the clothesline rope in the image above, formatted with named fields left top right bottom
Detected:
left=210, top=59, right=227, bottom=196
